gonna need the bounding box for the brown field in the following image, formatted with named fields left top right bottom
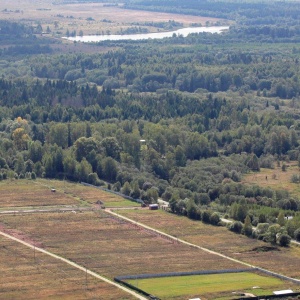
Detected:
left=0, top=179, right=299, bottom=299
left=0, top=180, right=77, bottom=208
left=117, top=209, right=300, bottom=279
left=41, top=179, right=140, bottom=207
left=0, top=210, right=244, bottom=280
left=0, top=0, right=229, bottom=36
left=0, top=236, right=134, bottom=300
left=243, top=160, right=300, bottom=196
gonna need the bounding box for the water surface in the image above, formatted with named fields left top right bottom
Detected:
left=64, top=26, right=229, bottom=43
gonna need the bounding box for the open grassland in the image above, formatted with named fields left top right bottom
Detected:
left=39, top=179, right=140, bottom=207
left=0, top=180, right=77, bottom=208
left=243, top=161, right=300, bottom=196
left=127, top=272, right=288, bottom=300
left=0, top=0, right=227, bottom=36
left=117, top=209, right=300, bottom=279
left=0, top=236, right=134, bottom=300
left=0, top=210, right=244, bottom=280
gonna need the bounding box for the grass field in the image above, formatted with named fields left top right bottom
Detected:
left=0, top=180, right=77, bottom=208
left=39, top=179, right=140, bottom=207
left=0, top=235, right=134, bottom=300
left=127, top=272, right=288, bottom=300
left=243, top=160, right=300, bottom=196
left=117, top=209, right=300, bottom=279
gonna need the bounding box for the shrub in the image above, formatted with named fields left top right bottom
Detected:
left=294, top=228, right=300, bottom=241
left=278, top=233, right=291, bottom=247
left=243, top=215, right=253, bottom=237
left=202, top=210, right=212, bottom=223
left=291, top=174, right=300, bottom=183
left=210, top=212, right=221, bottom=225
left=113, top=181, right=121, bottom=192
left=229, top=221, right=243, bottom=233
left=87, top=173, right=99, bottom=185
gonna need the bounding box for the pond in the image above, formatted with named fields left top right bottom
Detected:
left=64, top=26, right=229, bottom=43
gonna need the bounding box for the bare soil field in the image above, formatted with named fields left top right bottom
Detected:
left=0, top=210, right=244, bottom=280
left=0, top=235, right=134, bottom=300
left=0, top=180, right=77, bottom=208
left=118, top=209, right=300, bottom=279
left=0, top=0, right=228, bottom=35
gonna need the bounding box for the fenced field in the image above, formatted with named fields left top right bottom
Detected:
left=126, top=272, right=288, bottom=300
left=118, top=209, right=300, bottom=279
left=0, top=236, right=135, bottom=300
left=40, top=179, right=140, bottom=207
left=0, top=180, right=77, bottom=208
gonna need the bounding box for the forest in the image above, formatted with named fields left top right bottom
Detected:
left=1, top=0, right=300, bottom=246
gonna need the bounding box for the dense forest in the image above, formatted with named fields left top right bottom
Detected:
left=1, top=0, right=300, bottom=246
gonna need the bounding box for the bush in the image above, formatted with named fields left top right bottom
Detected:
left=229, top=221, right=243, bottom=233
left=202, top=210, right=212, bottom=223
left=294, top=228, right=300, bottom=241
left=87, top=173, right=99, bottom=185
left=291, top=174, right=300, bottom=183
left=210, top=212, right=221, bottom=225
left=278, top=233, right=291, bottom=247
left=113, top=181, right=121, bottom=192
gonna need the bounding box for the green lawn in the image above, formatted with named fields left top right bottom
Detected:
left=127, top=272, right=287, bottom=299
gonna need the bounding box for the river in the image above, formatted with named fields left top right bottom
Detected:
left=64, top=26, right=229, bottom=43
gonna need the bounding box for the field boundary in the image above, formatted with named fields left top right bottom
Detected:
left=0, top=230, right=148, bottom=300
left=107, top=210, right=300, bottom=286
left=115, top=268, right=255, bottom=281
left=81, top=182, right=145, bottom=205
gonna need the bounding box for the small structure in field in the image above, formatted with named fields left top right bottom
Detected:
left=149, top=204, right=159, bottom=210
left=273, top=290, right=293, bottom=295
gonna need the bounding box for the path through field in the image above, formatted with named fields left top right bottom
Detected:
left=0, top=230, right=148, bottom=300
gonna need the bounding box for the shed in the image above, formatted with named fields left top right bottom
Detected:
left=149, top=204, right=159, bottom=210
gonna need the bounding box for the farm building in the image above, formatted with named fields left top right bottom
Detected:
left=149, top=204, right=159, bottom=210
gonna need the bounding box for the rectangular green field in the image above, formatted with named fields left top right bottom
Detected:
left=127, top=272, right=288, bottom=300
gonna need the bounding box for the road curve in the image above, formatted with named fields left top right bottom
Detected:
left=107, top=209, right=300, bottom=285
left=0, top=230, right=148, bottom=300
